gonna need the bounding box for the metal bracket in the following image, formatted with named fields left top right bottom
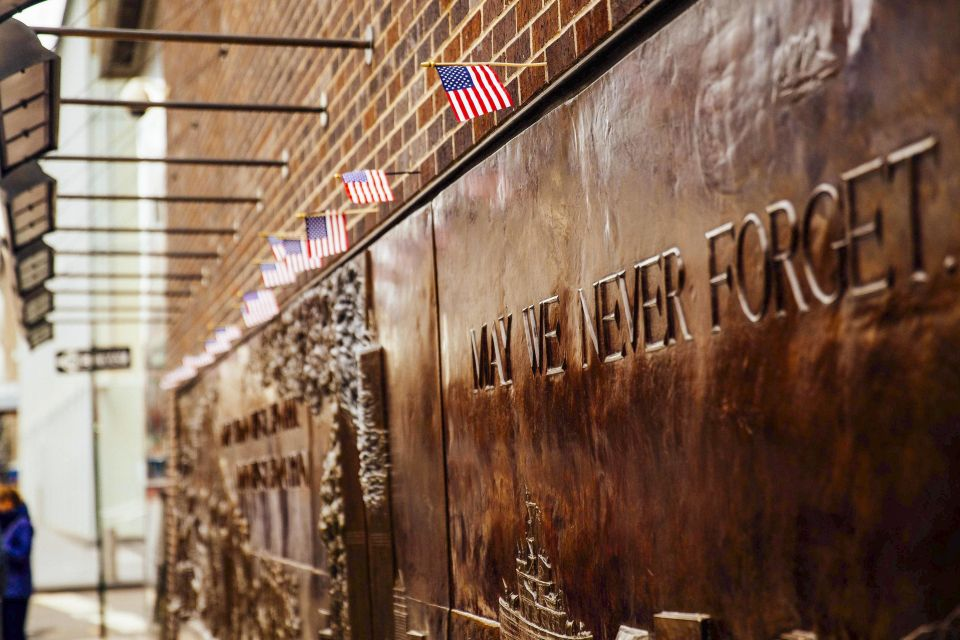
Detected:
left=364, top=25, right=375, bottom=65
left=319, top=92, right=329, bottom=128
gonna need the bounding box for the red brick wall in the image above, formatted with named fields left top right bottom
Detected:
left=158, top=0, right=651, bottom=364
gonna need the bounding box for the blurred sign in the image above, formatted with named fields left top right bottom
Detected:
left=26, top=321, right=52, bottom=349
left=56, top=347, right=131, bottom=373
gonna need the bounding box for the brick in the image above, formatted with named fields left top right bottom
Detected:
left=450, top=0, right=469, bottom=27
left=432, top=16, right=450, bottom=52
left=403, top=114, right=417, bottom=142
left=442, top=32, right=461, bottom=61
left=419, top=1, right=441, bottom=37
left=558, top=0, right=590, bottom=25
left=400, top=1, right=416, bottom=32
left=471, top=28, right=492, bottom=60
left=417, top=98, right=434, bottom=128
left=472, top=112, right=496, bottom=141
left=506, top=29, right=532, bottom=64
left=532, top=2, right=559, bottom=52
left=516, top=0, right=542, bottom=28
left=434, top=90, right=447, bottom=115
left=491, top=7, right=517, bottom=55
left=419, top=154, right=437, bottom=182
left=389, top=71, right=404, bottom=102
left=482, top=0, right=508, bottom=31
left=435, top=137, right=454, bottom=170
left=546, top=26, right=575, bottom=75
left=363, top=104, right=378, bottom=130
left=428, top=116, right=445, bottom=147
left=519, top=63, right=547, bottom=100
left=460, top=11, right=482, bottom=49
left=453, top=122, right=474, bottom=155
left=442, top=109, right=459, bottom=134
left=385, top=22, right=400, bottom=50
left=418, top=37, right=433, bottom=65
left=574, top=2, right=609, bottom=55
left=379, top=3, right=394, bottom=31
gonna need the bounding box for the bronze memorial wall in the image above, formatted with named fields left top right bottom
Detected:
left=164, top=0, right=960, bottom=638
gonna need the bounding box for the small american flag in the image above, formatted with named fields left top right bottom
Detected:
left=281, top=238, right=323, bottom=273
left=242, top=290, right=279, bottom=327
left=267, top=236, right=287, bottom=261
left=435, top=65, right=513, bottom=122
left=183, top=353, right=214, bottom=369
left=215, top=325, right=241, bottom=342
left=205, top=338, right=230, bottom=355
left=260, top=261, right=296, bottom=288
left=342, top=170, right=394, bottom=204
left=215, top=325, right=242, bottom=343
left=161, top=365, right=197, bottom=390
left=305, top=212, right=349, bottom=258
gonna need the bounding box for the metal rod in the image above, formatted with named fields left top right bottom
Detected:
left=50, top=289, right=192, bottom=298
left=56, top=306, right=177, bottom=313
left=54, top=272, right=203, bottom=281
left=333, top=170, right=419, bottom=179
left=56, top=250, right=218, bottom=259
left=90, top=360, right=108, bottom=639
left=421, top=60, right=547, bottom=68
left=43, top=154, right=286, bottom=168
left=58, top=194, right=258, bottom=204
left=61, top=97, right=325, bottom=114
left=52, top=318, right=173, bottom=326
left=56, top=226, right=236, bottom=236
left=33, top=26, right=371, bottom=49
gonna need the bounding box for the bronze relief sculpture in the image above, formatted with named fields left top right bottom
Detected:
left=499, top=494, right=592, bottom=640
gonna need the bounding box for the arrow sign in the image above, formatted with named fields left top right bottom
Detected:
left=56, top=347, right=132, bottom=373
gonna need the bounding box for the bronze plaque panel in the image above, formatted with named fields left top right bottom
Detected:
left=433, top=0, right=960, bottom=638
left=218, top=398, right=314, bottom=563
left=368, top=206, right=451, bottom=640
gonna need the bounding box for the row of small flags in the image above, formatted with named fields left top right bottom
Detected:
left=163, top=61, right=537, bottom=385
left=160, top=325, right=243, bottom=389
left=248, top=210, right=352, bottom=327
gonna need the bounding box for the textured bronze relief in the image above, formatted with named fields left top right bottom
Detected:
left=499, top=495, right=591, bottom=640
left=163, top=259, right=380, bottom=640
left=163, top=380, right=305, bottom=640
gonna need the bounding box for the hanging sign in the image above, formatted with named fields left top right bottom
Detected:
left=56, top=347, right=131, bottom=373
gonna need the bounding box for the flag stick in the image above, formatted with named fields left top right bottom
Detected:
left=333, top=170, right=419, bottom=179
left=421, top=60, right=546, bottom=68
left=258, top=231, right=302, bottom=239
left=296, top=208, right=377, bottom=218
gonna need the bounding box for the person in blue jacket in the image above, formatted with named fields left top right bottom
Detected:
left=0, top=485, right=33, bottom=640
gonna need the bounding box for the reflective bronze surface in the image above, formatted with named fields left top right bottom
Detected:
left=433, top=0, right=960, bottom=637
left=367, top=207, right=450, bottom=640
